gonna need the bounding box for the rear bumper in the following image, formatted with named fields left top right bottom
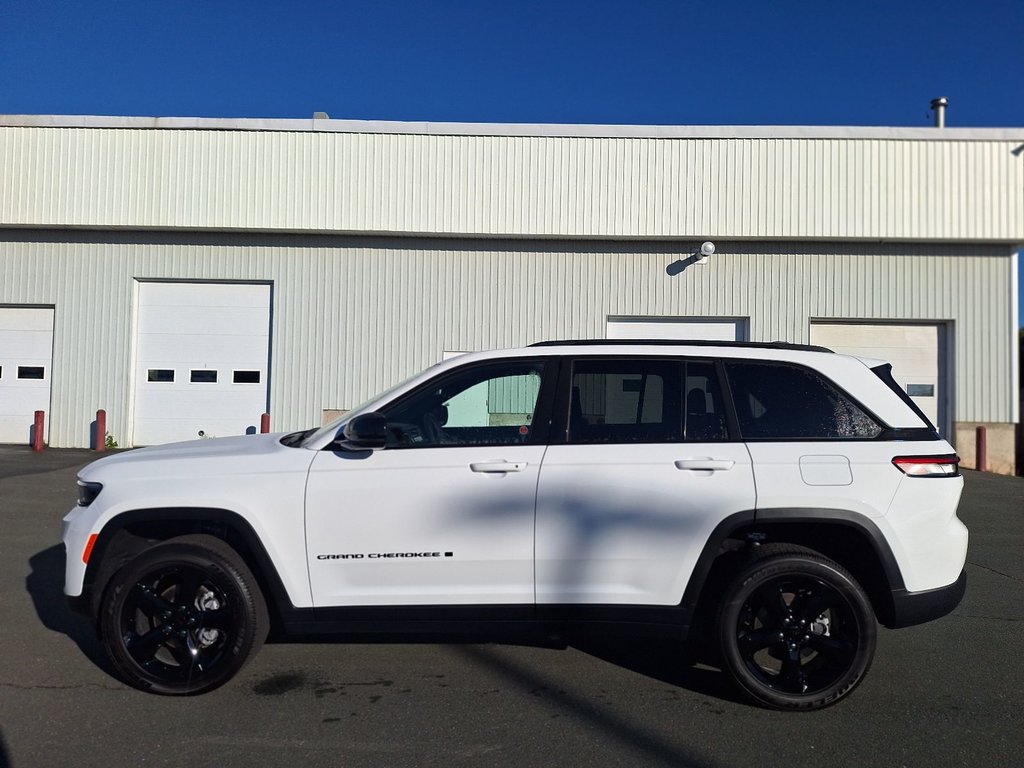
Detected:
left=887, top=569, right=966, bottom=628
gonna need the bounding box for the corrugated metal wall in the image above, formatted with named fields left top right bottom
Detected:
left=0, top=232, right=1014, bottom=447
left=1, top=125, right=1022, bottom=242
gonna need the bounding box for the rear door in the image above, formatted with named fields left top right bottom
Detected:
left=535, top=356, right=755, bottom=606
left=723, top=359, right=902, bottom=519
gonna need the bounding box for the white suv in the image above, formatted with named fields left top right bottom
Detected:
left=62, top=341, right=967, bottom=709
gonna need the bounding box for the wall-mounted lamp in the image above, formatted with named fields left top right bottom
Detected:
left=695, top=241, right=715, bottom=265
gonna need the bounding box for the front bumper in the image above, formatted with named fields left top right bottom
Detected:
left=62, top=502, right=103, bottom=598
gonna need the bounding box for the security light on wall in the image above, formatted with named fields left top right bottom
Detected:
left=695, top=241, right=715, bottom=265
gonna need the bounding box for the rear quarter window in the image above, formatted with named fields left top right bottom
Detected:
left=725, top=360, right=881, bottom=440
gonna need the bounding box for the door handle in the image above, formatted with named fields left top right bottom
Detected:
left=674, top=459, right=735, bottom=471
left=470, top=461, right=527, bottom=473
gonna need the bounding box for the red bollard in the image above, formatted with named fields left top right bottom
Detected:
left=32, top=410, right=45, bottom=452
left=975, top=425, right=987, bottom=473
left=260, top=413, right=270, bottom=434
left=96, top=409, right=107, bottom=452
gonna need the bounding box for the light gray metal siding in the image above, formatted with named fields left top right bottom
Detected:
left=0, top=233, right=1014, bottom=446
left=1, top=126, right=1022, bottom=242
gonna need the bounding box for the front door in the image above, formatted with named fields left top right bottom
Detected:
left=305, top=359, right=552, bottom=607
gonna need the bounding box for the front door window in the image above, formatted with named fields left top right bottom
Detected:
left=382, top=362, right=545, bottom=448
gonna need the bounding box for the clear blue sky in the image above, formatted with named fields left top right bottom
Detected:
left=3, top=0, right=1022, bottom=321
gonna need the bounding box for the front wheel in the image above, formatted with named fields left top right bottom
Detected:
left=99, top=535, right=268, bottom=695
left=717, top=546, right=876, bottom=710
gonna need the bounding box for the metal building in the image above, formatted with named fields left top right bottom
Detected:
left=0, top=115, right=1021, bottom=472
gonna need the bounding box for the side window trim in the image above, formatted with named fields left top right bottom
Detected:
left=547, top=355, right=573, bottom=445
left=681, top=359, right=733, bottom=443
left=715, top=358, right=744, bottom=441
left=530, top=357, right=561, bottom=446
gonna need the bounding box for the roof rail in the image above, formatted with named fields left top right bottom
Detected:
left=528, top=339, right=834, bottom=353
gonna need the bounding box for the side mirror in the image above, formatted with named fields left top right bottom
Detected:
left=337, top=412, right=387, bottom=450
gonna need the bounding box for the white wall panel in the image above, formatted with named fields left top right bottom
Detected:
left=1, top=124, right=1022, bottom=243
left=0, top=233, right=1015, bottom=447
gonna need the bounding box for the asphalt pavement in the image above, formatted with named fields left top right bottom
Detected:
left=1, top=445, right=1021, bottom=768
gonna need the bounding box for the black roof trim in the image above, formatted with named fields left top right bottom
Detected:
left=529, top=339, right=834, bottom=353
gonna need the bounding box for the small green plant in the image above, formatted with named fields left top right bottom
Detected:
left=105, top=433, right=119, bottom=449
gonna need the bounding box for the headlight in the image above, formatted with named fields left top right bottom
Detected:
left=77, top=481, right=103, bottom=506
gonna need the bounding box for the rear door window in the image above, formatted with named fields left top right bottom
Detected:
left=724, top=360, right=881, bottom=439
left=683, top=360, right=729, bottom=441
left=567, top=358, right=731, bottom=444
left=569, top=359, right=681, bottom=444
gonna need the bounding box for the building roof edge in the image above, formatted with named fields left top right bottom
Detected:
left=0, top=114, right=1022, bottom=141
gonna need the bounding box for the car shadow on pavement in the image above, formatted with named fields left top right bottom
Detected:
left=569, top=635, right=743, bottom=705
left=26, top=545, right=112, bottom=675
left=454, top=643, right=732, bottom=768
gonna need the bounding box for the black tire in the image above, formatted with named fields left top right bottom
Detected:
left=717, top=545, right=876, bottom=710
left=99, top=534, right=268, bottom=695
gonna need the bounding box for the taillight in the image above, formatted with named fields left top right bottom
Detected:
left=892, top=455, right=960, bottom=477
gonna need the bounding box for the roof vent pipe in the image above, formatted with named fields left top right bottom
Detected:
left=930, top=97, right=948, bottom=128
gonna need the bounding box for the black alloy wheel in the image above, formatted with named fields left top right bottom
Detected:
left=718, top=545, right=876, bottom=710
left=100, top=535, right=268, bottom=695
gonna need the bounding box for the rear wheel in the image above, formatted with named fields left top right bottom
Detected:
left=99, top=535, right=268, bottom=695
left=717, top=545, right=876, bottom=710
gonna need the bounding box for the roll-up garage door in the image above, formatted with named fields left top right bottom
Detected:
left=607, top=317, right=746, bottom=341
left=809, top=322, right=948, bottom=436
left=0, top=307, right=54, bottom=444
left=132, top=283, right=271, bottom=446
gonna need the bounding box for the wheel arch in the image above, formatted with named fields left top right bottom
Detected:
left=682, top=508, right=905, bottom=629
left=80, top=508, right=296, bottom=627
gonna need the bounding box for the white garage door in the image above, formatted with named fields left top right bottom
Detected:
left=809, top=322, right=947, bottom=436
left=607, top=317, right=745, bottom=341
left=133, top=283, right=271, bottom=446
left=0, top=307, right=54, bottom=444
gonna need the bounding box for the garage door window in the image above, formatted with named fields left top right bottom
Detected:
left=233, top=370, right=261, bottom=384
left=17, top=366, right=45, bottom=380
left=147, top=369, right=175, bottom=383
left=725, top=361, right=881, bottom=440
left=190, top=370, right=218, bottom=383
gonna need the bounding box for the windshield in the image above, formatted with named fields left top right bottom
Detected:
left=299, top=363, right=443, bottom=447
